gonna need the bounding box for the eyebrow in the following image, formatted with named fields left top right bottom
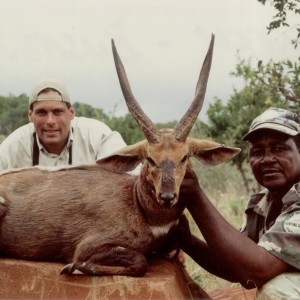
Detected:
left=34, top=107, right=66, bottom=113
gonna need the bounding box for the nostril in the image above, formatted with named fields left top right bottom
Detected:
left=159, top=193, right=176, bottom=202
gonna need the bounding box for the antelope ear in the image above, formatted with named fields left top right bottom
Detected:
left=96, top=154, right=143, bottom=172
left=188, top=137, right=240, bottom=165
left=96, top=141, right=146, bottom=172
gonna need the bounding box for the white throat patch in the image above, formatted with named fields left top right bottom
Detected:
left=150, top=220, right=179, bottom=238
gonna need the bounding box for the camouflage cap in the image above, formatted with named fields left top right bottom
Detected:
left=243, top=107, right=300, bottom=141
left=29, top=79, right=71, bottom=107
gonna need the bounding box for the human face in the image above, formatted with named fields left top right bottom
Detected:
left=248, top=131, right=300, bottom=193
left=28, top=93, right=75, bottom=154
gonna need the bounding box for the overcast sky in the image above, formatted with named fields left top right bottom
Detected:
left=1, top=0, right=298, bottom=123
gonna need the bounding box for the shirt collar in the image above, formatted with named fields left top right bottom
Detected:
left=282, top=183, right=300, bottom=207
left=247, top=183, right=300, bottom=217
left=247, top=190, right=269, bottom=217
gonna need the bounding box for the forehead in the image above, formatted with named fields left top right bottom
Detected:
left=32, top=100, right=67, bottom=111
left=248, top=130, right=292, bottom=146
left=148, top=134, right=189, bottom=160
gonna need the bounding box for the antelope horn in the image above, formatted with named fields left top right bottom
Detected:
left=112, top=39, right=161, bottom=143
left=173, top=34, right=215, bottom=142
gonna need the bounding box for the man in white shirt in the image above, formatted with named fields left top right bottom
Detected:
left=0, top=79, right=127, bottom=170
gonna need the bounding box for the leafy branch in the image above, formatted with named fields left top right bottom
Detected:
left=258, top=0, right=300, bottom=48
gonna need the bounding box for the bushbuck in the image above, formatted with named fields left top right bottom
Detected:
left=0, top=35, right=240, bottom=277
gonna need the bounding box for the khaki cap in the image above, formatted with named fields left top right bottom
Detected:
left=29, top=79, right=71, bottom=107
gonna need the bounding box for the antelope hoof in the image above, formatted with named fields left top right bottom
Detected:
left=60, top=263, right=75, bottom=275
left=60, top=263, right=86, bottom=275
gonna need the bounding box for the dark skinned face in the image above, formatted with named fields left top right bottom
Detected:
left=248, top=130, right=300, bottom=193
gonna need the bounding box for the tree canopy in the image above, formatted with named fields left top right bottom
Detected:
left=206, top=58, right=289, bottom=193
left=1, top=0, right=299, bottom=194
left=0, top=94, right=28, bottom=136
left=258, top=0, right=300, bottom=48
left=204, top=0, right=300, bottom=193
left=0, top=95, right=145, bottom=146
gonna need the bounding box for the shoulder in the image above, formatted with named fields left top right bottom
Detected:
left=0, top=123, right=34, bottom=170
left=71, top=117, right=112, bottom=134
left=0, top=123, right=34, bottom=147
left=245, top=190, right=267, bottom=214
left=282, top=184, right=300, bottom=208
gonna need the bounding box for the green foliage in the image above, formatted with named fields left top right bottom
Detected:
left=0, top=94, right=28, bottom=136
left=73, top=101, right=146, bottom=144
left=0, top=93, right=210, bottom=157
left=186, top=161, right=249, bottom=289
left=211, top=1, right=300, bottom=192
left=234, top=55, right=300, bottom=105
left=205, top=56, right=292, bottom=193
left=156, top=120, right=177, bottom=130
left=106, top=114, right=144, bottom=145
left=73, top=102, right=110, bottom=123
left=0, top=95, right=164, bottom=146
left=190, top=119, right=211, bottom=139
left=257, top=0, right=300, bottom=48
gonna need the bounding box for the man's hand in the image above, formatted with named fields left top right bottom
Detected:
left=176, top=214, right=193, bottom=247
left=179, top=165, right=202, bottom=204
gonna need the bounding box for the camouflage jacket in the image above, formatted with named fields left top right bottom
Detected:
left=241, top=183, right=300, bottom=270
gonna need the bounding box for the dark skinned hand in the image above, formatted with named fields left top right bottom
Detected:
left=176, top=213, right=193, bottom=247
left=179, top=165, right=202, bottom=205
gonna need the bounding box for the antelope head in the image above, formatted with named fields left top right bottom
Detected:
left=98, top=35, right=240, bottom=207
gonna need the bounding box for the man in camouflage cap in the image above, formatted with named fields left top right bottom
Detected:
left=178, top=107, right=300, bottom=299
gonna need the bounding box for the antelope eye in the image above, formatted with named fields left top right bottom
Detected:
left=181, top=155, right=188, bottom=163
left=147, top=157, right=156, bottom=167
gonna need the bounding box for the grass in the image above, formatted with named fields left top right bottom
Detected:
left=184, top=161, right=250, bottom=292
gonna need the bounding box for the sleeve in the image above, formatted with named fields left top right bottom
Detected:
left=72, top=117, right=127, bottom=161
left=240, top=192, right=266, bottom=243
left=258, top=203, right=300, bottom=270
left=96, top=130, right=127, bottom=160
left=0, top=124, right=34, bottom=171
left=0, top=152, right=9, bottom=171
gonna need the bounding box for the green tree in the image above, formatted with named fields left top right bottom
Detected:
left=107, top=113, right=144, bottom=145
left=204, top=0, right=300, bottom=192
left=63, top=102, right=144, bottom=145
left=0, top=95, right=175, bottom=146
left=255, top=0, right=300, bottom=105
left=206, top=58, right=288, bottom=193
left=258, top=0, right=300, bottom=48
left=0, top=94, right=28, bottom=135
left=73, top=102, right=110, bottom=123
left=232, top=55, right=300, bottom=107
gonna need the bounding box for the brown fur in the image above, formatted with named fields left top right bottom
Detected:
left=0, top=136, right=239, bottom=276
left=0, top=36, right=240, bottom=277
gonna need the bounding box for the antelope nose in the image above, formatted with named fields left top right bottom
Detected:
left=159, top=192, right=176, bottom=203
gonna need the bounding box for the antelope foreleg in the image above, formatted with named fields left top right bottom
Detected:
left=61, top=245, right=148, bottom=277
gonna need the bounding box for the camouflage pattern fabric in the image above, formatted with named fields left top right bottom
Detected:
left=240, top=183, right=300, bottom=298
left=256, top=272, right=300, bottom=299
left=243, top=107, right=300, bottom=141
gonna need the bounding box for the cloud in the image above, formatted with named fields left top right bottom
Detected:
left=0, top=0, right=298, bottom=122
